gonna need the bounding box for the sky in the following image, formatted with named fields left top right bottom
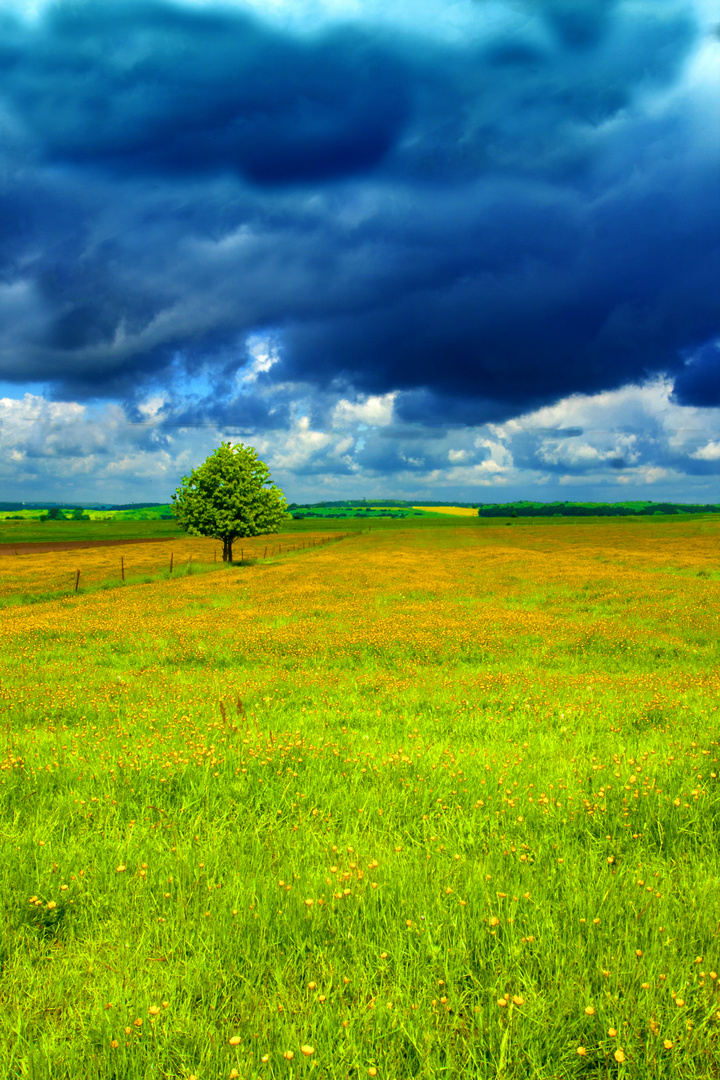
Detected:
left=0, top=0, right=718, bottom=505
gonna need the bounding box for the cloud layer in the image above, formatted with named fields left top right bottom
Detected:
left=0, top=0, right=718, bottom=497
left=4, top=378, right=720, bottom=503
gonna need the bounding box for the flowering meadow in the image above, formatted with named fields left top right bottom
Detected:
left=0, top=530, right=346, bottom=604
left=1, top=517, right=720, bottom=1079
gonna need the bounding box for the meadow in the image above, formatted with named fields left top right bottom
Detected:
left=0, top=516, right=183, bottom=546
left=0, top=529, right=348, bottom=606
left=1, top=516, right=720, bottom=1078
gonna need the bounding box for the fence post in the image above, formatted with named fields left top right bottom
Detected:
left=74, top=570, right=80, bottom=593
left=170, top=553, right=174, bottom=574
left=121, top=556, right=125, bottom=582
left=264, top=546, right=267, bottom=558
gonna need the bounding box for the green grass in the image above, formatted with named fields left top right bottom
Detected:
left=0, top=559, right=233, bottom=611
left=5, top=510, right=704, bottom=546
left=0, top=517, right=184, bottom=545
left=1, top=519, right=719, bottom=1078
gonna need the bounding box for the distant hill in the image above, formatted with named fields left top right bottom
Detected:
left=5, top=498, right=718, bottom=521
left=287, top=499, right=720, bottom=520
left=475, top=500, right=720, bottom=517
left=0, top=501, right=166, bottom=511
left=0, top=503, right=174, bottom=521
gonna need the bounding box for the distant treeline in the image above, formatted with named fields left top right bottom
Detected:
left=0, top=501, right=166, bottom=511
left=290, top=506, right=423, bottom=519
left=5, top=498, right=719, bottom=520
left=475, top=501, right=720, bottom=517
left=287, top=498, right=720, bottom=520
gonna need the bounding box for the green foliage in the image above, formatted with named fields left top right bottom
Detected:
left=171, top=442, right=288, bottom=561
left=477, top=500, right=720, bottom=518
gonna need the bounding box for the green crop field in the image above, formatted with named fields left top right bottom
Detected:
left=1, top=517, right=720, bottom=1078
left=0, top=517, right=183, bottom=546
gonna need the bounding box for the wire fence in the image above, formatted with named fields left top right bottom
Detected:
left=0, top=530, right=355, bottom=603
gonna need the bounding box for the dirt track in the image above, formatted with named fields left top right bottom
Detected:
left=0, top=537, right=170, bottom=556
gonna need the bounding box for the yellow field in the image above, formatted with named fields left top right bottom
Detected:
left=0, top=528, right=341, bottom=601
left=2, top=516, right=720, bottom=709
left=415, top=505, right=478, bottom=516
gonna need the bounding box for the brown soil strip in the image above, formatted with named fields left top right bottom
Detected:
left=0, top=537, right=171, bottom=556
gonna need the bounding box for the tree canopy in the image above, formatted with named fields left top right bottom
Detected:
left=171, top=442, right=288, bottom=561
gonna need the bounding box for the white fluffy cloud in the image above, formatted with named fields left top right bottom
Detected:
left=332, top=393, right=396, bottom=428
left=4, top=377, right=720, bottom=504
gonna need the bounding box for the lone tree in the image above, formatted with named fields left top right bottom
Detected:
left=171, top=442, right=288, bottom=562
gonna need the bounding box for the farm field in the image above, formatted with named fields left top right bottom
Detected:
left=0, top=512, right=459, bottom=549
left=1, top=518, right=720, bottom=1079
left=0, top=517, right=184, bottom=546
left=0, top=530, right=348, bottom=606
left=415, top=508, right=481, bottom=517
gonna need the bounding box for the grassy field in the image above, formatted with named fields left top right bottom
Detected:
left=0, top=530, right=348, bottom=606
left=0, top=517, right=184, bottom=545
left=0, top=513, right=454, bottom=547
left=1, top=518, right=720, bottom=1078
left=1, top=511, right=697, bottom=548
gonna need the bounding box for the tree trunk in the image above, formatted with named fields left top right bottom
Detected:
left=223, top=537, right=233, bottom=562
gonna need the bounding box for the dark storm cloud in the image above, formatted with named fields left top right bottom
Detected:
left=1, top=1, right=409, bottom=184
left=278, top=154, right=720, bottom=421
left=672, top=340, right=720, bottom=407
left=0, top=0, right=717, bottom=424
left=378, top=425, right=449, bottom=441
left=166, top=389, right=293, bottom=433
left=677, top=457, right=720, bottom=477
